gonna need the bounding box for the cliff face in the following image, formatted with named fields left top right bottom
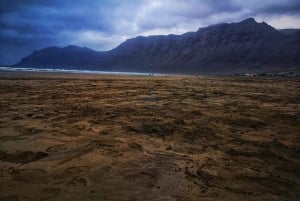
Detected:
left=16, top=18, right=300, bottom=74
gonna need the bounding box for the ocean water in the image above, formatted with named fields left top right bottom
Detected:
left=0, top=66, right=168, bottom=76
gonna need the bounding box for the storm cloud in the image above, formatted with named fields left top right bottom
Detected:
left=1, top=0, right=300, bottom=65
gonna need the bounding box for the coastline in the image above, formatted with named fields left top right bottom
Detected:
left=0, top=66, right=180, bottom=77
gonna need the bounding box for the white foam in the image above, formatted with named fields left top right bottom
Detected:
left=0, top=67, right=170, bottom=76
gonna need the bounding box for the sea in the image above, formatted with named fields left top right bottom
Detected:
left=0, top=66, right=169, bottom=76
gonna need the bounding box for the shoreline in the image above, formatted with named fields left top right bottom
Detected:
left=0, top=66, right=183, bottom=77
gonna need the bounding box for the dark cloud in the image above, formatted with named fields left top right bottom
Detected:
left=1, top=0, right=300, bottom=65
left=247, top=0, right=300, bottom=14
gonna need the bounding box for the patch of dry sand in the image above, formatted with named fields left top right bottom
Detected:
left=0, top=72, right=299, bottom=201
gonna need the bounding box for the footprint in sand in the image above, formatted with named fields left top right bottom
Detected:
left=67, top=177, right=88, bottom=186
left=8, top=168, right=45, bottom=183
left=46, top=144, right=67, bottom=153
left=0, top=151, right=48, bottom=164
left=128, top=143, right=143, bottom=151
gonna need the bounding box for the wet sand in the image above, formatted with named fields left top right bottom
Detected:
left=0, top=71, right=299, bottom=201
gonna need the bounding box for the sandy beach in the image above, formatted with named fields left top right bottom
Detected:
left=0, top=71, right=299, bottom=201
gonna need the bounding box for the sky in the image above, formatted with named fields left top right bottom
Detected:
left=1, top=0, right=300, bottom=65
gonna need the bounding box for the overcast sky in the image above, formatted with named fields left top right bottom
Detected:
left=1, top=0, right=300, bottom=65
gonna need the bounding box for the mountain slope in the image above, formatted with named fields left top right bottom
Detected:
left=15, top=18, right=300, bottom=74
left=17, top=45, right=109, bottom=70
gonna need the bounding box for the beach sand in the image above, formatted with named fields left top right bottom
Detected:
left=0, top=71, right=299, bottom=201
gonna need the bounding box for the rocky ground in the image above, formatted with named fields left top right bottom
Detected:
left=0, top=72, right=299, bottom=201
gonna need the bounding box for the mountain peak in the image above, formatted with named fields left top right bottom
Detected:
left=240, top=18, right=257, bottom=24
left=64, top=45, right=80, bottom=49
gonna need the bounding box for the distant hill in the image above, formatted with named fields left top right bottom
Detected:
left=16, top=45, right=107, bottom=70
left=15, top=18, right=300, bottom=74
left=279, top=29, right=300, bottom=36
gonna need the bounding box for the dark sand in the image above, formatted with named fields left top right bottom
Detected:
left=0, top=71, right=299, bottom=201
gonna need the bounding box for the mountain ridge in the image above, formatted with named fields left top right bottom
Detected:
left=15, top=18, right=300, bottom=74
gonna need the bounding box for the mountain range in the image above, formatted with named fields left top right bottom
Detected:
left=15, top=18, right=300, bottom=74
